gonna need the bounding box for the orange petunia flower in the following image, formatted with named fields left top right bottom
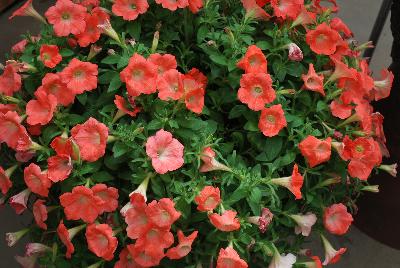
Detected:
left=188, top=0, right=203, bottom=13
left=241, top=0, right=271, bottom=21
left=298, top=136, right=332, bottom=168
left=217, top=247, right=248, bottom=268
left=71, top=117, right=109, bottom=162
left=209, top=210, right=241, bottom=232
left=120, top=53, right=158, bottom=97
left=237, top=45, right=267, bottom=73
left=24, top=163, right=52, bottom=197
left=155, top=0, right=189, bottom=11
left=125, top=193, right=151, bottom=239
left=32, top=199, right=48, bottom=230
left=258, top=104, right=287, bottom=137
left=45, top=0, right=87, bottom=37
left=194, top=185, right=221, bottom=212
left=61, top=58, right=98, bottom=94
left=323, top=203, right=353, bottom=235
left=0, top=111, right=31, bottom=151
left=306, top=23, right=341, bottom=55
left=130, top=241, right=165, bottom=267
left=0, top=166, right=13, bottom=195
left=59, top=185, right=104, bottom=223
left=92, top=183, right=119, bottom=214
left=36, top=73, right=75, bottom=107
left=47, top=154, right=73, bottom=182
left=166, top=230, right=198, bottom=260
left=40, top=45, right=62, bottom=68
left=270, top=0, right=303, bottom=20
left=86, top=223, right=118, bottom=261
left=302, top=63, right=325, bottom=95
left=75, top=14, right=102, bottom=47
left=26, top=90, right=57, bottom=126
left=270, top=164, right=304, bottom=199
left=57, top=221, right=75, bottom=259
left=146, top=198, right=181, bottom=229
left=157, top=69, right=184, bottom=101
left=373, top=69, right=394, bottom=101
left=112, top=0, right=149, bottom=21
left=114, top=95, right=141, bottom=117
left=238, top=73, right=276, bottom=111
left=0, top=64, right=22, bottom=96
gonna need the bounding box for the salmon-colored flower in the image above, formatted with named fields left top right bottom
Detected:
left=145, top=129, right=184, bottom=174
left=24, top=163, right=52, bottom=197
left=60, top=185, right=104, bottom=223
left=61, top=58, right=98, bottom=94
left=0, top=64, right=22, bottom=96
left=217, top=247, right=248, bottom=268
left=258, top=104, right=287, bottom=137
left=238, top=73, right=275, bottom=111
left=306, top=23, right=341, bottom=55
left=155, top=0, right=189, bottom=11
left=0, top=111, right=31, bottom=151
left=270, top=164, right=304, bottom=199
left=33, top=199, right=48, bottom=230
left=146, top=198, right=181, bottom=229
left=71, top=117, right=109, bottom=162
left=125, top=193, right=151, bottom=239
left=120, top=53, right=157, bottom=97
left=157, top=69, right=184, bottom=101
left=330, top=17, right=352, bottom=38
left=26, top=91, right=57, bottom=126
left=75, top=14, right=101, bottom=47
left=36, top=73, right=75, bottom=107
left=166, top=230, right=198, bottom=259
left=9, top=0, right=47, bottom=23
left=45, top=0, right=87, bottom=37
left=114, top=95, right=141, bottom=117
left=341, top=136, right=382, bottom=180
left=373, top=69, right=394, bottom=101
left=47, top=154, right=73, bottom=182
left=149, top=53, right=177, bottom=78
left=86, top=223, right=118, bottom=261
left=187, top=68, right=208, bottom=89
left=299, top=136, right=332, bottom=168
left=321, top=234, right=346, bottom=265
left=0, top=104, right=18, bottom=114
left=39, top=45, right=62, bottom=68
left=209, top=210, right=241, bottom=232
left=130, top=241, right=165, bottom=267
left=292, top=5, right=316, bottom=27
left=92, top=183, right=119, bottom=214
left=327, top=58, right=357, bottom=83
left=9, top=188, right=31, bottom=215
left=135, top=225, right=174, bottom=250
left=112, top=0, right=149, bottom=21
left=329, top=92, right=353, bottom=119
left=50, top=135, right=80, bottom=160
left=271, top=0, right=303, bottom=20
left=199, top=147, right=231, bottom=172
left=0, top=166, right=13, bottom=195
left=194, top=186, right=221, bottom=212
left=188, top=0, right=203, bottom=13
left=302, top=63, right=325, bottom=95
left=57, top=221, right=85, bottom=259
left=115, top=245, right=142, bottom=268
left=184, top=87, right=205, bottom=114
left=237, top=45, right=267, bottom=73
left=11, top=39, right=28, bottom=54
left=241, top=0, right=271, bottom=21
left=323, top=203, right=353, bottom=235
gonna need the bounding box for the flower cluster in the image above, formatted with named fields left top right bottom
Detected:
left=1, top=0, right=397, bottom=267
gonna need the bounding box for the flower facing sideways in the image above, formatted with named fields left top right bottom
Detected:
left=217, top=247, right=248, bottom=268
left=194, top=185, right=221, bottom=212
left=166, top=230, right=198, bottom=259
left=323, top=203, right=353, bottom=235
left=209, top=210, right=241, bottom=232
left=85, top=223, right=118, bottom=261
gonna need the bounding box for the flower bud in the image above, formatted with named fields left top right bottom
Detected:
left=287, top=43, right=303, bottom=61
left=5, top=228, right=29, bottom=247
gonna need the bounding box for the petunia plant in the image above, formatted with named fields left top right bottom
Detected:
left=0, top=0, right=397, bottom=267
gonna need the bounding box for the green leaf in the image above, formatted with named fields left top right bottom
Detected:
left=225, top=186, right=249, bottom=205
left=147, top=119, right=164, bottom=130
left=248, top=187, right=262, bottom=215
left=244, top=120, right=259, bottom=132
left=108, top=73, right=122, bottom=92
left=59, top=48, right=74, bottom=57
left=229, top=105, right=247, bottom=119
left=209, top=53, right=228, bottom=66
left=112, top=142, right=130, bottom=158
left=264, top=136, right=283, bottom=161
left=272, top=60, right=287, bottom=81
left=92, top=171, right=114, bottom=182
left=127, top=21, right=141, bottom=40
left=101, top=54, right=121, bottom=65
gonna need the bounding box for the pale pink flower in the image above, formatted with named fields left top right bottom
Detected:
left=290, top=213, right=317, bottom=236
left=145, top=129, right=184, bottom=174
